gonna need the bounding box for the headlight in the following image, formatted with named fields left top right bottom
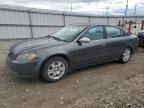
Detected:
left=15, top=52, right=37, bottom=62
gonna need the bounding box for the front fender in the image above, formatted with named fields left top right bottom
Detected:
left=36, top=43, right=75, bottom=74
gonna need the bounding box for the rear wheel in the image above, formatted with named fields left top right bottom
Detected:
left=41, top=57, right=69, bottom=82
left=119, top=47, right=131, bottom=63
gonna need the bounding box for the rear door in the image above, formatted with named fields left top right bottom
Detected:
left=104, top=25, right=126, bottom=62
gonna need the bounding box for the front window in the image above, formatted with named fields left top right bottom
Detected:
left=83, top=26, right=104, bottom=40
left=52, top=26, right=86, bottom=42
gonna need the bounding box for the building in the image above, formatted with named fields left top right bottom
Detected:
left=0, top=5, right=144, bottom=39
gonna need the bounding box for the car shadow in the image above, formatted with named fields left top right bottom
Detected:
left=10, top=61, right=122, bottom=84
left=68, top=61, right=119, bottom=76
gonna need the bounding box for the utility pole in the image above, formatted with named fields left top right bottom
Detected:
left=106, top=7, right=109, bottom=16
left=134, top=3, right=137, bottom=34
left=125, top=0, right=129, bottom=16
left=134, top=3, right=137, bottom=16
left=123, top=0, right=129, bottom=28
left=134, top=3, right=144, bottom=16
left=70, top=1, right=72, bottom=12
left=106, top=7, right=110, bottom=24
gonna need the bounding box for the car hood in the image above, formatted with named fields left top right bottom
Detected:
left=10, top=38, right=66, bottom=54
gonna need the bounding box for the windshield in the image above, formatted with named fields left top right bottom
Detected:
left=52, top=26, right=86, bottom=42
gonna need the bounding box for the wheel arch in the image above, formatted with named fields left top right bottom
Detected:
left=125, top=45, right=133, bottom=53
left=39, top=53, right=71, bottom=77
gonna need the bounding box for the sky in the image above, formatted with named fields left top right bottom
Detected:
left=0, top=0, right=144, bottom=15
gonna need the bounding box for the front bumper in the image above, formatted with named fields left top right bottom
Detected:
left=6, top=56, right=40, bottom=79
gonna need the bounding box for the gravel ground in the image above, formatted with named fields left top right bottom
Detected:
left=0, top=40, right=144, bottom=108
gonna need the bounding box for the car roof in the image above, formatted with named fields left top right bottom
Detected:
left=69, top=23, right=102, bottom=26
left=69, top=23, right=120, bottom=27
left=69, top=24, right=124, bottom=30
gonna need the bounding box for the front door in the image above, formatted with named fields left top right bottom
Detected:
left=73, top=26, right=107, bottom=68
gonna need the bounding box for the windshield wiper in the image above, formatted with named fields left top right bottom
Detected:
left=45, top=35, right=63, bottom=41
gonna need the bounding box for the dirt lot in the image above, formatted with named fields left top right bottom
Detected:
left=0, top=40, right=144, bottom=108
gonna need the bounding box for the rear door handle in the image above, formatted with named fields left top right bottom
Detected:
left=101, top=44, right=106, bottom=47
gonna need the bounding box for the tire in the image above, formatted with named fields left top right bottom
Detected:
left=139, top=40, right=144, bottom=47
left=41, top=56, right=69, bottom=82
left=119, top=47, right=131, bottom=63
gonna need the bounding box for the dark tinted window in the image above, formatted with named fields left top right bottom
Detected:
left=83, top=26, right=104, bottom=40
left=106, top=26, right=123, bottom=38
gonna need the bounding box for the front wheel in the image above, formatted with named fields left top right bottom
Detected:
left=119, top=47, right=131, bottom=63
left=41, top=57, right=69, bottom=82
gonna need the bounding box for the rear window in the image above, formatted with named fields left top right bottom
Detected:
left=106, top=26, right=124, bottom=38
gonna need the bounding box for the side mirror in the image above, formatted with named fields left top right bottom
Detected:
left=79, top=37, right=90, bottom=43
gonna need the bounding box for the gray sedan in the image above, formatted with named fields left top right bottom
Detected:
left=6, top=24, right=139, bottom=82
